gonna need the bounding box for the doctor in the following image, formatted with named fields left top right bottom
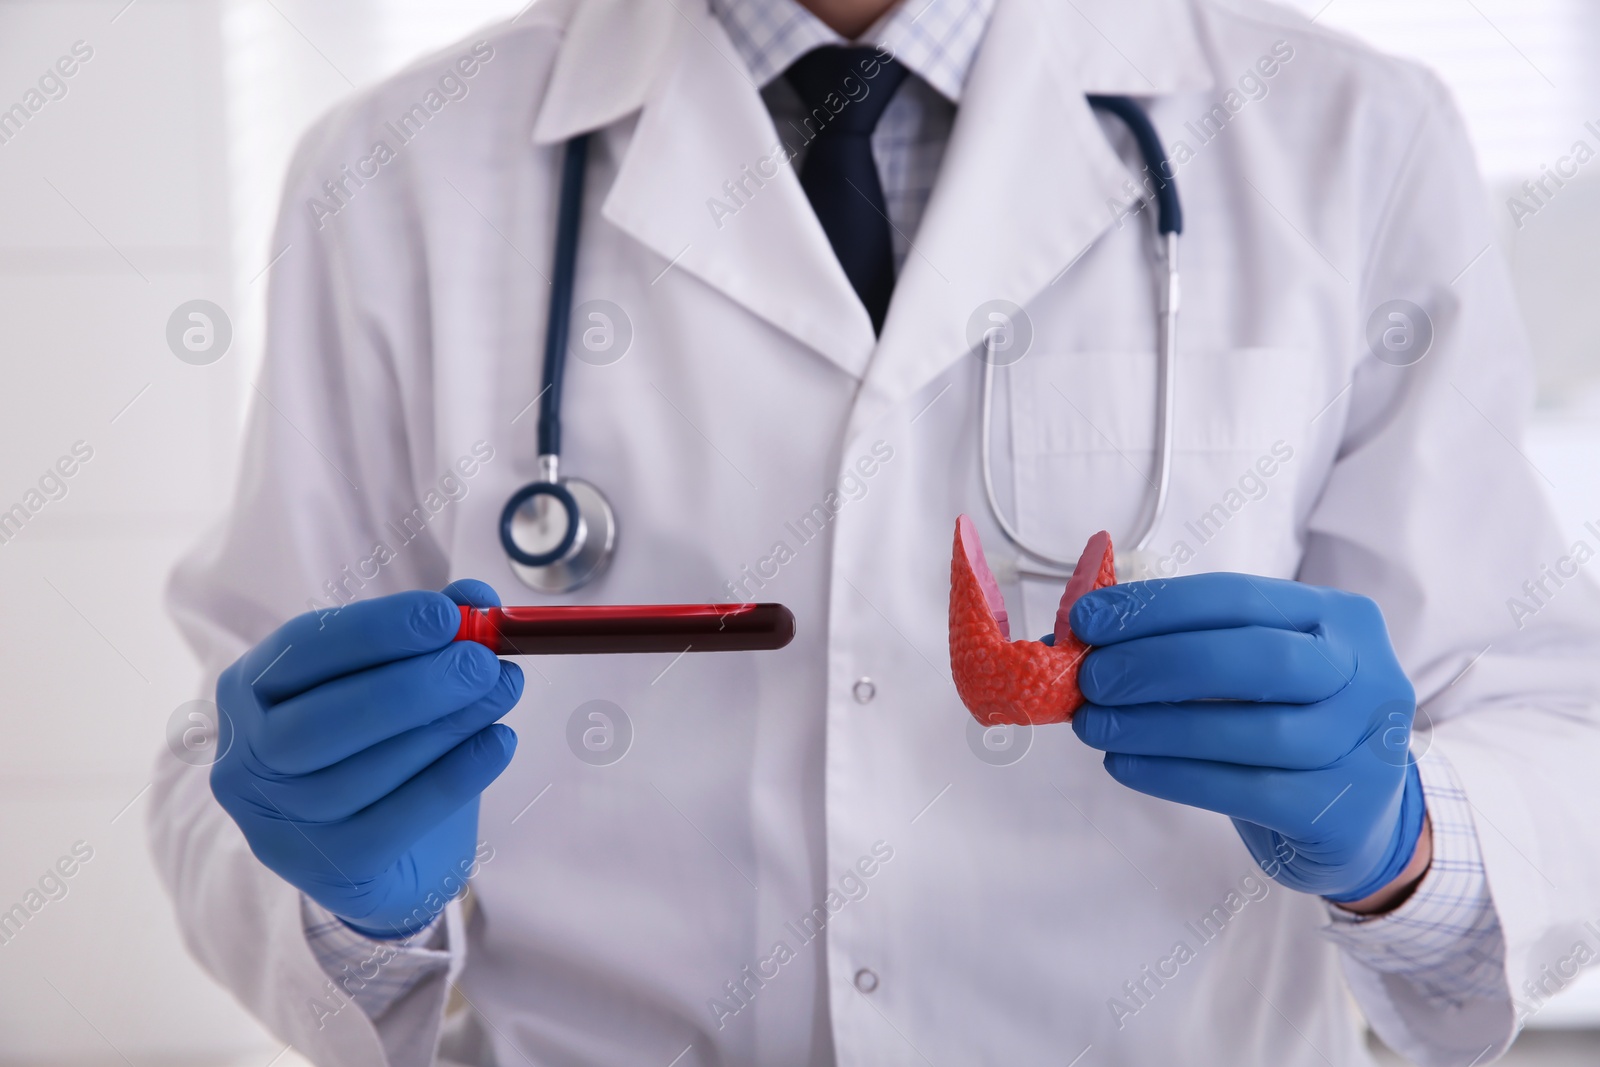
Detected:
left=152, top=0, right=1600, bottom=1064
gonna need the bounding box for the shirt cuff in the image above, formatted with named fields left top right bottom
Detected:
left=302, top=896, right=453, bottom=1020
left=1320, top=744, right=1507, bottom=1007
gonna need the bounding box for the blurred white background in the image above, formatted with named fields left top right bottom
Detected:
left=0, top=1, right=1597, bottom=1064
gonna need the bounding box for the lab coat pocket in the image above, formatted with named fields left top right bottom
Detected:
left=1001, top=347, right=1316, bottom=633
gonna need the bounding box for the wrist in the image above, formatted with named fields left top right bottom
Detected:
left=331, top=896, right=449, bottom=941
left=336, top=905, right=449, bottom=941
left=1335, top=810, right=1433, bottom=916
left=1321, top=759, right=1427, bottom=909
left=338, top=916, right=415, bottom=940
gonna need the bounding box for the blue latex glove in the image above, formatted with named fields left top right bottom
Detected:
left=210, top=580, right=522, bottom=937
left=1068, top=573, right=1425, bottom=903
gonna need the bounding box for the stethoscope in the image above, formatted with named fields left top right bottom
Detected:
left=981, top=95, right=1183, bottom=584
left=502, top=97, right=1180, bottom=593
left=499, top=133, right=617, bottom=594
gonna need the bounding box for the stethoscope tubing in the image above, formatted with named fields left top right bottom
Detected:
left=981, top=95, right=1182, bottom=579
left=538, top=132, right=590, bottom=459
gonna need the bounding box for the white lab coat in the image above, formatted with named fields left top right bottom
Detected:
left=150, top=0, right=1600, bottom=1064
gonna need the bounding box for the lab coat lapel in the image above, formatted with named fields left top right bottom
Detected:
left=543, top=0, right=877, bottom=379
left=852, top=0, right=1214, bottom=435
left=530, top=0, right=672, bottom=144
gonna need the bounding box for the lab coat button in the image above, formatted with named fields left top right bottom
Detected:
left=852, top=677, right=876, bottom=704
left=853, top=968, right=879, bottom=993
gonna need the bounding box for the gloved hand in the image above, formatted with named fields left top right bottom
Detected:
left=1068, top=573, right=1425, bottom=904
left=210, top=580, right=522, bottom=937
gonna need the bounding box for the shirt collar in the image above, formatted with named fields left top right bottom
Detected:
left=708, top=0, right=994, bottom=102
left=531, top=0, right=1217, bottom=147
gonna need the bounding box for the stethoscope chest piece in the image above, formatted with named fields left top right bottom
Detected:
left=500, top=456, right=617, bottom=594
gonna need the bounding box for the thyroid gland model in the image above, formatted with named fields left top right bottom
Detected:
left=948, top=515, right=1116, bottom=726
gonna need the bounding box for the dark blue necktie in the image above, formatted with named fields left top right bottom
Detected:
left=784, top=47, right=910, bottom=335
